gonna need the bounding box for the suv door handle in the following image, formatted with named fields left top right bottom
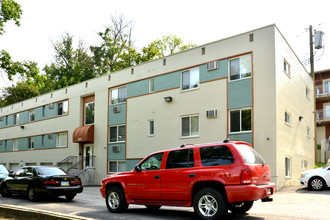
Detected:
left=189, top=173, right=196, bottom=178
left=154, top=175, right=160, bottom=179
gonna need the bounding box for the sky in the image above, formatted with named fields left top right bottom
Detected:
left=0, top=0, right=329, bottom=89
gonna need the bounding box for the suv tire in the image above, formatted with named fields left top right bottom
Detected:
left=106, top=186, right=128, bottom=213
left=308, top=177, right=326, bottom=191
left=193, top=188, right=227, bottom=219
left=228, top=201, right=254, bottom=214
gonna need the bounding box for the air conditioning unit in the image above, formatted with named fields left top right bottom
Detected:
left=48, top=103, right=54, bottom=109
left=206, top=110, right=218, bottom=118
left=206, top=61, right=218, bottom=71
left=113, top=106, right=121, bottom=113
left=48, top=134, right=53, bottom=139
left=112, top=145, right=120, bottom=153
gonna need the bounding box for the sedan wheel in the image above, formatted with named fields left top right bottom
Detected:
left=65, top=193, right=76, bottom=201
left=309, top=177, right=326, bottom=191
left=1, top=184, right=12, bottom=197
left=28, top=187, right=37, bottom=201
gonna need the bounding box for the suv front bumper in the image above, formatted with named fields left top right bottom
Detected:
left=225, top=183, right=275, bottom=203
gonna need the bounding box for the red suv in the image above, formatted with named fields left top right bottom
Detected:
left=100, top=140, right=275, bottom=219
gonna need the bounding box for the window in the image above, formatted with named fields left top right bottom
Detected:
left=229, top=54, right=252, bottom=81
left=285, top=156, right=291, bottom=178
left=29, top=110, right=35, bottom=122
left=181, top=115, right=199, bottom=137
left=324, top=81, right=330, bottom=94
left=307, top=127, right=311, bottom=138
left=140, top=153, right=164, bottom=170
left=58, top=100, right=68, bottom=116
left=109, top=161, right=126, bottom=173
left=5, top=116, right=8, bottom=125
left=285, top=111, right=291, bottom=125
left=28, top=137, right=34, bottom=149
left=13, top=139, right=18, bottom=151
left=200, top=145, right=234, bottom=166
left=13, top=114, right=19, bottom=125
left=110, top=86, right=127, bottom=104
left=109, top=125, right=125, bottom=142
left=166, top=149, right=194, bottom=169
left=149, top=120, right=154, bottom=136
left=301, top=160, right=307, bottom=170
left=85, top=102, right=95, bottom=125
left=230, top=108, right=252, bottom=133
left=42, top=106, right=46, bottom=117
left=57, top=132, right=67, bottom=147
left=306, top=87, right=310, bottom=99
left=149, top=78, right=155, bottom=93
left=284, top=59, right=290, bottom=76
left=182, top=68, right=199, bottom=90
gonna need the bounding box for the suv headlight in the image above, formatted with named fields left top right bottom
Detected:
left=301, top=173, right=308, bottom=178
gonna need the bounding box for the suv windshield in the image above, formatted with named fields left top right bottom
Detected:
left=235, top=145, right=266, bottom=165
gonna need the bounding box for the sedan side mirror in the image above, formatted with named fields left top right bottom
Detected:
left=135, top=165, right=142, bottom=172
left=8, top=171, right=14, bottom=177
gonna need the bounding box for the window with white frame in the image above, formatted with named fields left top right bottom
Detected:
left=13, top=139, right=18, bottom=151
left=284, top=59, right=290, bottom=76
left=58, top=100, right=69, bottom=116
left=149, top=120, right=154, bottom=136
left=29, top=110, right=35, bottom=122
left=229, top=108, right=252, bottom=133
left=182, top=68, right=199, bottom=90
left=110, top=86, right=127, bottom=104
left=109, top=125, right=126, bottom=142
left=28, top=137, right=34, bottom=149
left=324, top=80, right=330, bottom=94
left=306, top=87, right=310, bottom=99
left=285, top=111, right=291, bottom=125
left=149, top=78, right=155, bottom=93
left=285, top=156, right=292, bottom=178
left=56, top=132, right=67, bottom=147
left=13, top=114, right=19, bottom=125
left=307, top=126, right=311, bottom=138
left=181, top=115, right=199, bottom=137
left=229, top=54, right=252, bottom=81
left=108, top=160, right=126, bottom=173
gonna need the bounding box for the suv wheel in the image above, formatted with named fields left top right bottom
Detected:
left=228, top=201, right=254, bottom=214
left=309, top=177, right=326, bottom=191
left=193, top=188, right=227, bottom=219
left=106, top=186, right=128, bottom=213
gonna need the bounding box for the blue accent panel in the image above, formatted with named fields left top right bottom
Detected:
left=228, top=132, right=252, bottom=144
left=5, top=140, right=13, bottom=151
left=44, top=134, right=56, bottom=148
left=18, top=138, right=29, bottom=150
left=109, top=103, right=126, bottom=126
left=108, top=143, right=126, bottom=160
left=34, top=136, right=42, bottom=149
left=45, top=104, right=58, bottom=118
left=127, top=79, right=149, bottom=98
left=34, top=107, right=44, bottom=121
left=126, top=159, right=142, bottom=171
left=6, top=115, right=13, bottom=127
left=0, top=117, right=5, bottom=128
left=154, top=71, right=180, bottom=92
left=228, top=78, right=252, bottom=109
left=0, top=140, right=6, bottom=152
left=19, top=111, right=29, bottom=124
left=200, top=60, right=228, bottom=82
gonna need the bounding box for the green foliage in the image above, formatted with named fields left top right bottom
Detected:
left=314, top=163, right=326, bottom=168
left=0, top=0, right=22, bottom=35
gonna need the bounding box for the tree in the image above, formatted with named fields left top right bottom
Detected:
left=0, top=0, right=22, bottom=35
left=43, top=33, right=94, bottom=92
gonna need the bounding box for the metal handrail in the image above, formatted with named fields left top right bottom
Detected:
left=67, top=156, right=95, bottom=172
left=56, top=156, right=77, bottom=167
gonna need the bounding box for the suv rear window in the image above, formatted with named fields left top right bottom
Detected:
left=166, top=148, right=194, bottom=169
left=200, top=145, right=234, bottom=167
left=235, top=145, right=266, bottom=164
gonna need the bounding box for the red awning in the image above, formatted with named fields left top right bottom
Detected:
left=73, top=125, right=94, bottom=143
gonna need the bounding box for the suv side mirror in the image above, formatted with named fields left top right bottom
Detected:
left=135, top=165, right=142, bottom=172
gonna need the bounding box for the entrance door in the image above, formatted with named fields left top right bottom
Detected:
left=84, top=144, right=94, bottom=168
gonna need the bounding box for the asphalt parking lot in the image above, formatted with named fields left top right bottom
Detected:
left=0, top=186, right=330, bottom=219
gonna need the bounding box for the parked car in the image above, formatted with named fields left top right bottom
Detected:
left=0, top=164, right=10, bottom=183
left=300, top=166, right=330, bottom=191
left=100, top=140, right=275, bottom=219
left=1, top=166, right=83, bottom=201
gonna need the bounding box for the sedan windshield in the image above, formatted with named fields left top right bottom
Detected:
left=0, top=165, right=9, bottom=174
left=35, top=167, right=67, bottom=176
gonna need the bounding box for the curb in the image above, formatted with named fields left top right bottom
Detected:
left=0, top=204, right=93, bottom=220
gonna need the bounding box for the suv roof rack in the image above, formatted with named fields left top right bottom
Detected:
left=180, top=143, right=193, bottom=148
left=223, top=139, right=253, bottom=147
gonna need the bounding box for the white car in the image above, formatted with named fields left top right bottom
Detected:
left=300, top=166, right=330, bottom=190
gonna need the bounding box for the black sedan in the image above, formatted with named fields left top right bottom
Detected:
left=1, top=166, right=83, bottom=201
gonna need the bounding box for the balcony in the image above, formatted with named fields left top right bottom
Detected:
left=316, top=109, right=330, bottom=123
left=316, top=85, right=330, bottom=100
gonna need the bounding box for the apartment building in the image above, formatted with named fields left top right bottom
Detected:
left=315, top=69, right=330, bottom=162
left=0, top=24, right=314, bottom=189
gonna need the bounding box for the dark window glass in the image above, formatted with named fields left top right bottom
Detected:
left=230, top=110, right=240, bottom=132
left=109, top=126, right=117, bottom=142
left=166, top=149, right=194, bottom=169
left=85, top=102, right=95, bottom=125
left=140, top=153, right=164, bottom=170
left=35, top=167, right=67, bottom=176
left=200, top=145, right=234, bottom=167
left=58, top=102, right=63, bottom=115
left=230, top=58, right=240, bottom=80
left=242, top=109, right=251, bottom=131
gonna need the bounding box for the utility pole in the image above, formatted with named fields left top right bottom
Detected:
left=310, top=25, right=317, bottom=164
